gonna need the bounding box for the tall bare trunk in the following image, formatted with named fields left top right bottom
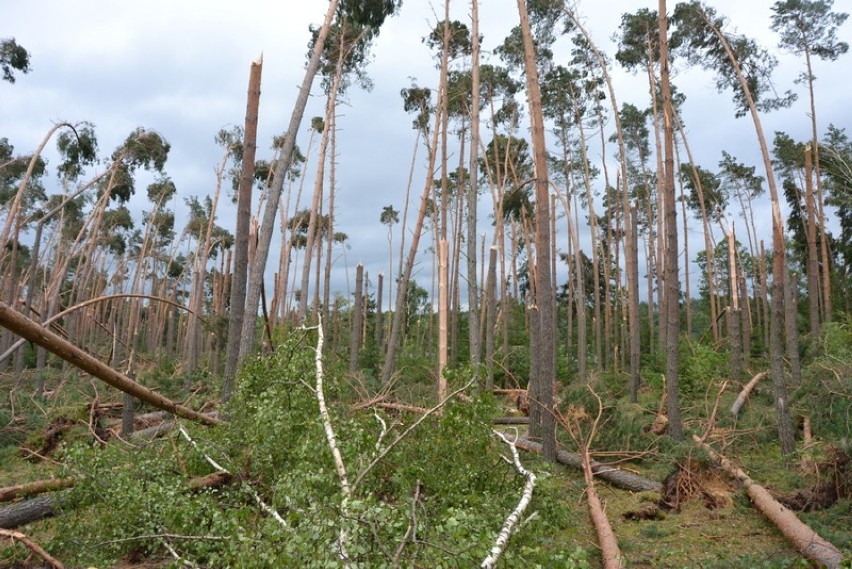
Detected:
left=223, top=57, right=262, bottom=403
left=466, top=0, right=482, bottom=368
left=240, top=0, right=339, bottom=357
left=803, top=146, right=820, bottom=337
left=516, top=0, right=556, bottom=460
left=804, top=49, right=831, bottom=323
left=485, top=246, right=497, bottom=389
left=438, top=240, right=448, bottom=402
left=564, top=8, right=640, bottom=403
left=349, top=264, right=363, bottom=374
left=728, top=227, right=742, bottom=382
left=380, top=89, right=445, bottom=385
left=659, top=1, right=683, bottom=440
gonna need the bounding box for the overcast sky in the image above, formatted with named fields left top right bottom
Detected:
left=2, top=0, right=850, bottom=307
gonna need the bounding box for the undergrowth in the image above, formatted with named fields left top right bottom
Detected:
left=43, top=332, right=591, bottom=568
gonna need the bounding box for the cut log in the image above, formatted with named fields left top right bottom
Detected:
left=516, top=439, right=661, bottom=492
left=0, top=494, right=58, bottom=529
left=0, top=301, right=219, bottom=427
left=694, top=435, right=842, bottom=568
left=730, top=370, right=768, bottom=417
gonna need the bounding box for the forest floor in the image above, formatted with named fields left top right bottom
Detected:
left=1, top=350, right=850, bottom=568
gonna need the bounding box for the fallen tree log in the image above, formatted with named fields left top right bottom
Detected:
left=0, top=471, right=236, bottom=530
left=0, top=494, right=58, bottom=529
left=515, top=439, right=661, bottom=493
left=129, top=419, right=176, bottom=442
left=0, top=478, right=75, bottom=503
left=694, top=435, right=842, bottom=568
left=730, top=371, right=768, bottom=417
left=582, top=447, right=625, bottom=569
left=0, top=301, right=219, bottom=427
left=494, top=417, right=530, bottom=425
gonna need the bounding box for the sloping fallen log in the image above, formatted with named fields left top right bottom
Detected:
left=515, top=439, right=661, bottom=493
left=0, top=301, right=219, bottom=427
left=0, top=494, right=58, bottom=529
left=694, top=435, right=842, bottom=568
left=730, top=371, right=768, bottom=417
left=582, top=447, right=625, bottom=569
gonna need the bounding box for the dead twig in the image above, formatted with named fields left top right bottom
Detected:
left=699, top=380, right=729, bottom=443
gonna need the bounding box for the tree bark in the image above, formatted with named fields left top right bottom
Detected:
left=582, top=448, right=625, bottom=569
left=0, top=479, right=75, bottom=503
left=803, top=145, right=821, bottom=337
left=438, top=240, right=448, bottom=403
left=0, top=495, right=58, bottom=529
left=659, top=1, right=683, bottom=441
left=467, top=0, right=481, bottom=368
left=727, top=227, right=742, bottom=383
left=223, top=56, right=262, bottom=403
left=349, top=264, right=363, bottom=374
left=701, top=9, right=796, bottom=455
left=516, top=0, right=556, bottom=461
left=485, top=246, right=497, bottom=389
left=240, top=0, right=339, bottom=356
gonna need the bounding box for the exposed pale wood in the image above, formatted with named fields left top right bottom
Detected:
left=694, top=436, right=842, bottom=568
left=582, top=447, right=625, bottom=568
left=223, top=55, right=263, bottom=403
left=730, top=371, right=769, bottom=417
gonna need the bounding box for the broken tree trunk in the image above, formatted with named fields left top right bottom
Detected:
left=516, top=439, right=661, bottom=492
left=694, top=436, right=842, bottom=568
left=730, top=370, right=768, bottom=418
left=0, top=301, right=220, bottom=426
